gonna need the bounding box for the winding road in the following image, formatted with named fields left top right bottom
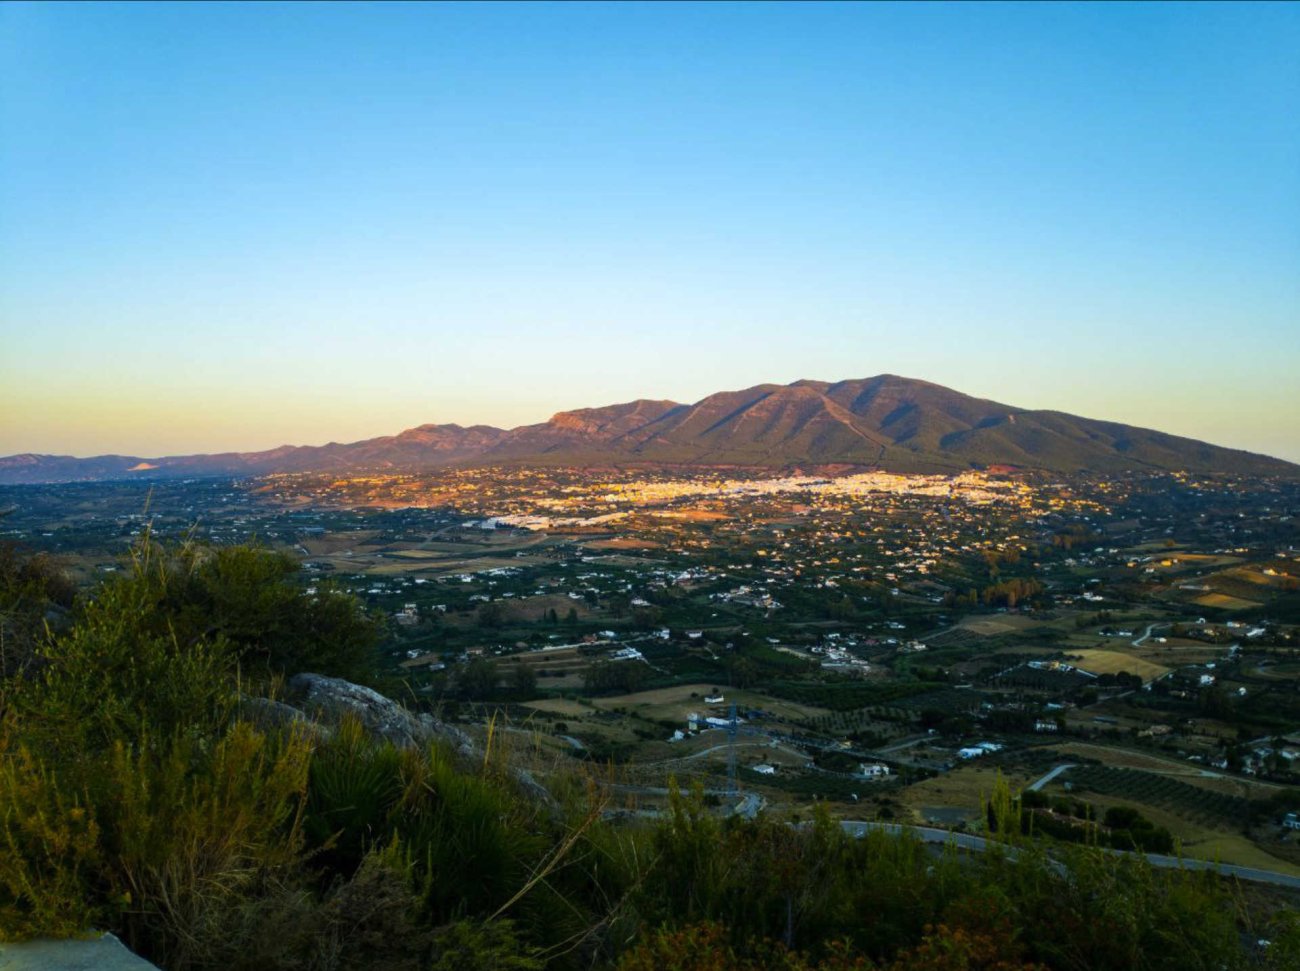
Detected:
left=1132, top=623, right=1168, bottom=647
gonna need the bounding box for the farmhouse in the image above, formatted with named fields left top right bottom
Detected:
left=958, top=742, right=1004, bottom=759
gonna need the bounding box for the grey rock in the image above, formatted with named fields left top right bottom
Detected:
left=513, top=767, right=558, bottom=809
left=0, top=933, right=158, bottom=970
left=237, top=694, right=331, bottom=740
left=279, top=674, right=556, bottom=813
left=286, top=673, right=473, bottom=755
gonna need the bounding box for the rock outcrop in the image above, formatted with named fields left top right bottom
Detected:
left=284, top=672, right=475, bottom=756
left=244, top=674, right=558, bottom=813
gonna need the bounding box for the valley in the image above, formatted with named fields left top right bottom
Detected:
left=7, top=462, right=1300, bottom=880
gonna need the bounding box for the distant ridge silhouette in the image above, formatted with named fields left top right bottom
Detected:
left=3, top=375, right=1294, bottom=483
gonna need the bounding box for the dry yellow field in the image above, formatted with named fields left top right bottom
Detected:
left=960, top=615, right=1038, bottom=635
left=896, top=764, right=1037, bottom=820
left=1235, top=569, right=1293, bottom=588
left=369, top=556, right=548, bottom=576
left=1067, top=649, right=1169, bottom=682
left=1194, top=592, right=1261, bottom=610
left=651, top=509, right=731, bottom=522
left=582, top=537, right=663, bottom=550
left=522, top=698, right=597, bottom=716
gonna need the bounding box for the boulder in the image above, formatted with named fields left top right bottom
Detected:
left=277, top=674, right=556, bottom=814
left=0, top=933, right=158, bottom=970
left=237, top=694, right=330, bottom=740
left=285, top=673, right=474, bottom=756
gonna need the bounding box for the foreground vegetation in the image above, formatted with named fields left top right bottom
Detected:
left=1, top=538, right=1298, bottom=969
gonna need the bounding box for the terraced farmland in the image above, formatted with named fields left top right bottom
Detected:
left=1063, top=765, right=1252, bottom=829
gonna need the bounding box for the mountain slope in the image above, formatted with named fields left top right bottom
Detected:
left=2, top=375, right=1294, bottom=483
left=0, top=424, right=508, bottom=484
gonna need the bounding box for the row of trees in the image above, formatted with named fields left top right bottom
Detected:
left=945, top=577, right=1045, bottom=610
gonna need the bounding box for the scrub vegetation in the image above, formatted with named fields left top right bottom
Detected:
left=1, top=536, right=1297, bottom=970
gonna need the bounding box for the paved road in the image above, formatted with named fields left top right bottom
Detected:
left=838, top=821, right=1300, bottom=890
left=603, top=783, right=763, bottom=820
left=876, top=735, right=929, bottom=755
left=1132, top=623, right=1167, bottom=647
left=841, top=821, right=993, bottom=853
left=1026, top=763, right=1077, bottom=791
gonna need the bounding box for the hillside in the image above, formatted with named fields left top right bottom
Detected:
left=2, top=375, right=1294, bottom=483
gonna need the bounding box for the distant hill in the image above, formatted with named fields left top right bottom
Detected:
left=2, top=375, right=1294, bottom=483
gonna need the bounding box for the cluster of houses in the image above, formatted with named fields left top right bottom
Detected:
left=711, top=584, right=783, bottom=610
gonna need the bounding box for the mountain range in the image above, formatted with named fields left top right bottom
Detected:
left=2, top=375, right=1294, bottom=484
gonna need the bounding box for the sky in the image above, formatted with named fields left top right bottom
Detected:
left=2, top=1, right=1298, bottom=461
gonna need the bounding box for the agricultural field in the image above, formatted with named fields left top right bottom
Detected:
left=1195, top=592, right=1263, bottom=611
left=1067, top=649, right=1170, bottom=682
left=1036, top=766, right=1300, bottom=876
left=5, top=463, right=1299, bottom=882
left=586, top=683, right=831, bottom=725
left=893, top=763, right=1039, bottom=825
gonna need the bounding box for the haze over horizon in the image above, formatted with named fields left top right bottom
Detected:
left=2, top=2, right=1298, bottom=462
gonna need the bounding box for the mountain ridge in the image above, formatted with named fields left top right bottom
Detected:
left=3, top=375, right=1294, bottom=483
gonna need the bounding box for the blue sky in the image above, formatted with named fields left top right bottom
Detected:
left=2, top=1, right=1298, bottom=460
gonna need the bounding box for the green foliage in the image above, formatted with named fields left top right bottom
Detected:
left=163, top=543, right=381, bottom=682
left=510, top=664, right=537, bottom=699
left=0, top=536, right=1291, bottom=971
left=0, top=719, right=313, bottom=966
left=0, top=542, right=74, bottom=679
left=459, top=657, right=500, bottom=700
left=476, top=601, right=505, bottom=629
left=304, top=718, right=546, bottom=925
left=584, top=659, right=649, bottom=694
left=49, top=538, right=381, bottom=686
left=100, top=724, right=312, bottom=968
left=428, top=919, right=542, bottom=971
left=13, top=588, right=237, bottom=757
left=0, top=746, right=103, bottom=940
left=615, top=921, right=872, bottom=970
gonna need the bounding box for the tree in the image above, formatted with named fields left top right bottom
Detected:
left=478, top=601, right=505, bottom=629
left=460, top=657, right=499, bottom=700
left=132, top=541, right=381, bottom=682
left=511, top=664, right=537, bottom=699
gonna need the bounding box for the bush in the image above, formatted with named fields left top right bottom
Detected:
left=0, top=541, right=74, bottom=678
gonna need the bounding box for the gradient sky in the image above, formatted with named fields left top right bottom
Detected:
left=2, top=1, right=1298, bottom=461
